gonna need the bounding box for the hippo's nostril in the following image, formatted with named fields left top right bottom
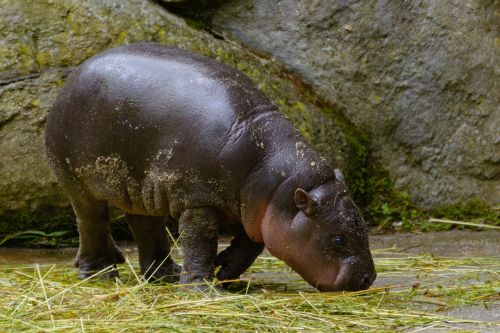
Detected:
left=359, top=273, right=372, bottom=289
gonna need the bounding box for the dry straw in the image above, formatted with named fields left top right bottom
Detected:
left=428, top=218, right=500, bottom=230
left=0, top=246, right=498, bottom=332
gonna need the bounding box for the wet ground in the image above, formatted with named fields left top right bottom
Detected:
left=1, top=230, right=499, bottom=331
left=370, top=229, right=500, bottom=257
left=370, top=230, right=500, bottom=332
left=1, top=229, right=498, bottom=264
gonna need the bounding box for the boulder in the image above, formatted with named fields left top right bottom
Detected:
left=211, top=0, right=500, bottom=208
left=0, top=0, right=363, bottom=236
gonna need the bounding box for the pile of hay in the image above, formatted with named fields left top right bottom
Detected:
left=0, top=245, right=498, bottom=332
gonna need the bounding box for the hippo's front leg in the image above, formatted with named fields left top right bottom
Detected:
left=179, top=207, right=220, bottom=287
left=215, top=230, right=264, bottom=283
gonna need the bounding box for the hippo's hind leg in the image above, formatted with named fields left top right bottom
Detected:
left=178, top=207, right=220, bottom=288
left=125, top=214, right=181, bottom=282
left=71, top=194, right=125, bottom=279
left=215, top=227, right=264, bottom=284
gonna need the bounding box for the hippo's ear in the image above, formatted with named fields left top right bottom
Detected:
left=334, top=169, right=346, bottom=185
left=294, top=188, right=320, bottom=216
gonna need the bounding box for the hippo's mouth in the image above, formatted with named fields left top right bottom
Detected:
left=314, top=264, right=346, bottom=292
left=312, top=258, right=376, bottom=292
left=292, top=260, right=342, bottom=292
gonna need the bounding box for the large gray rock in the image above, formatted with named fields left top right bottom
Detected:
left=0, top=0, right=362, bottom=235
left=212, top=0, right=500, bottom=208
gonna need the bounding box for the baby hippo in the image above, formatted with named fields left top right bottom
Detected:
left=45, top=43, right=376, bottom=291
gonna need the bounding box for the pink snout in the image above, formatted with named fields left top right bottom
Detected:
left=315, top=257, right=377, bottom=292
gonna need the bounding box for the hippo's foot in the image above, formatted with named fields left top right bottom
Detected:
left=143, top=261, right=182, bottom=283
left=75, top=258, right=122, bottom=280
left=215, top=233, right=264, bottom=286
left=75, top=244, right=125, bottom=280
left=179, top=274, right=223, bottom=291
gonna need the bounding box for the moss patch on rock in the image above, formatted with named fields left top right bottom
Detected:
left=430, top=199, right=499, bottom=223
left=363, top=165, right=499, bottom=231
left=426, top=199, right=500, bottom=229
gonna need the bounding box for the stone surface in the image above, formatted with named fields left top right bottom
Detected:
left=211, top=0, right=500, bottom=208
left=0, top=70, right=69, bottom=214
left=0, top=0, right=361, bottom=234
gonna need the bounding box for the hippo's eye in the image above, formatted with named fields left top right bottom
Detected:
left=333, top=235, right=346, bottom=247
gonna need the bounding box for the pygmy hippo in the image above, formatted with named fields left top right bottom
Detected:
left=45, top=43, right=376, bottom=291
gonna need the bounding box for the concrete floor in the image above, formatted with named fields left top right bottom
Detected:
left=2, top=229, right=498, bottom=264
left=370, top=230, right=499, bottom=332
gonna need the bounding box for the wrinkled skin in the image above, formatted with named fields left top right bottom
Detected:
left=45, top=43, right=376, bottom=291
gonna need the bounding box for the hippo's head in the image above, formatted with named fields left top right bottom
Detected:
left=262, top=170, right=376, bottom=291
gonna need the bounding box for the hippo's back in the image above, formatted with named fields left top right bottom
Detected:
left=46, top=43, right=274, bottom=216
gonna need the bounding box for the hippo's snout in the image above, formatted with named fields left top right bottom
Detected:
left=316, top=257, right=376, bottom=292
left=336, top=257, right=376, bottom=291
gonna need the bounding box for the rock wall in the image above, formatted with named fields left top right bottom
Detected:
left=0, top=0, right=363, bottom=235
left=211, top=0, right=500, bottom=208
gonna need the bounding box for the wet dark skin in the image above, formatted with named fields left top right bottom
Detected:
left=45, top=43, right=376, bottom=291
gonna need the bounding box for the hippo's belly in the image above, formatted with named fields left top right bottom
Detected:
left=73, top=150, right=238, bottom=218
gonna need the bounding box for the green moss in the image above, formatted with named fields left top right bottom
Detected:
left=30, top=98, right=41, bottom=107
left=360, top=165, right=421, bottom=228
left=361, top=165, right=498, bottom=230
left=35, top=50, right=52, bottom=67
left=326, top=109, right=370, bottom=205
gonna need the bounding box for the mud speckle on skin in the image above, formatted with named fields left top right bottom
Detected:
left=75, top=154, right=131, bottom=188
left=141, top=167, right=178, bottom=215
left=153, top=148, right=174, bottom=165
left=71, top=145, right=237, bottom=218
left=75, top=153, right=141, bottom=210
left=142, top=165, right=238, bottom=218
left=250, top=127, right=265, bottom=149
